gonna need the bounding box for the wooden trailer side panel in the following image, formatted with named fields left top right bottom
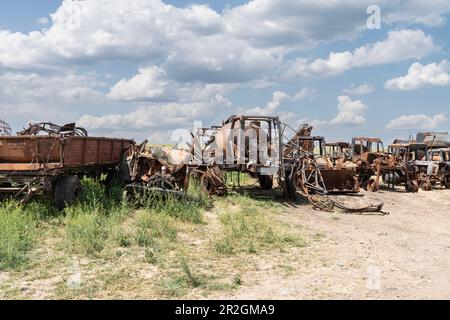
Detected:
left=0, top=136, right=61, bottom=163
left=63, top=137, right=133, bottom=167
left=62, top=138, right=84, bottom=166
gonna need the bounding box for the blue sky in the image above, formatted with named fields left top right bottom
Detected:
left=1, top=0, right=450, bottom=144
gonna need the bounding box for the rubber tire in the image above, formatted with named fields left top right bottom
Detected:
left=281, top=172, right=297, bottom=201
left=420, top=181, right=432, bottom=191
left=54, top=175, right=82, bottom=210
left=405, top=180, right=419, bottom=193
left=258, top=174, right=273, bottom=190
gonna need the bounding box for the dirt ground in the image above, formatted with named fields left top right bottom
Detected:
left=1, top=186, right=449, bottom=300
left=211, top=188, right=450, bottom=300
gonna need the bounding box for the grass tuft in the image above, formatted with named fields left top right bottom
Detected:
left=180, top=257, right=203, bottom=287
left=65, top=210, right=108, bottom=255
left=213, top=194, right=304, bottom=255
left=0, top=202, right=36, bottom=270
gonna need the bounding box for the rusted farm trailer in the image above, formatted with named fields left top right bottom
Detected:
left=0, top=134, right=134, bottom=209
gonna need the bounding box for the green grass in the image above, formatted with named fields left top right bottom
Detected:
left=136, top=179, right=209, bottom=224
left=213, top=194, right=305, bottom=255
left=155, top=257, right=209, bottom=297
left=65, top=211, right=109, bottom=255
left=0, top=202, right=36, bottom=270
left=63, top=179, right=132, bottom=256
left=0, top=176, right=312, bottom=299
left=225, top=172, right=256, bottom=188
left=136, top=211, right=177, bottom=243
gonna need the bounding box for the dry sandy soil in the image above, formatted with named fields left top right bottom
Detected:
left=212, top=188, right=450, bottom=300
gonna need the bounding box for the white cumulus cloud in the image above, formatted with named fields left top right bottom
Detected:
left=246, top=91, right=290, bottom=115
left=386, top=114, right=448, bottom=130
left=225, top=0, right=450, bottom=49
left=0, top=0, right=447, bottom=80
left=285, top=29, right=436, bottom=79
left=245, top=87, right=316, bottom=116
left=385, top=60, right=450, bottom=90
left=343, top=83, right=374, bottom=95
left=0, top=0, right=279, bottom=83
left=107, top=66, right=233, bottom=104
left=292, top=87, right=317, bottom=101
left=330, top=96, right=367, bottom=125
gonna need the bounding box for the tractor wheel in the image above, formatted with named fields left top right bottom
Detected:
left=405, top=180, right=419, bottom=193
left=258, top=174, right=273, bottom=190
left=420, top=180, right=432, bottom=191
left=54, top=175, right=83, bottom=210
left=283, top=177, right=297, bottom=201
left=280, top=170, right=297, bottom=201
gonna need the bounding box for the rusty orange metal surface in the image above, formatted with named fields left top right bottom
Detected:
left=0, top=135, right=134, bottom=172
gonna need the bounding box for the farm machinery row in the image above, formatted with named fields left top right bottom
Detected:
left=348, top=135, right=450, bottom=193
left=122, top=115, right=382, bottom=213
left=176, top=116, right=449, bottom=197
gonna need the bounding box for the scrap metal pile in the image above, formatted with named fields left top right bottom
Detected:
left=122, top=141, right=191, bottom=199
left=17, top=122, right=88, bottom=137
left=122, top=115, right=388, bottom=214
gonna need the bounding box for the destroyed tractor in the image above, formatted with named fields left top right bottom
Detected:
left=350, top=137, right=386, bottom=191
left=284, top=135, right=358, bottom=195
left=324, top=142, right=351, bottom=160
left=350, top=137, right=421, bottom=192
left=415, top=147, right=450, bottom=190
left=416, top=131, right=450, bottom=146
left=190, top=115, right=360, bottom=199
left=381, top=141, right=425, bottom=192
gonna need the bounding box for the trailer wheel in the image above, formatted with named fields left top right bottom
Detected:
left=54, top=175, right=82, bottom=210
left=258, top=174, right=273, bottom=190
left=420, top=180, right=432, bottom=191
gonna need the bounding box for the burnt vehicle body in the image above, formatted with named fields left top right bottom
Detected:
left=415, top=147, right=450, bottom=190
left=287, top=136, right=358, bottom=194
left=122, top=141, right=191, bottom=198
left=416, top=132, right=450, bottom=145
left=350, top=137, right=422, bottom=192
left=190, top=115, right=283, bottom=194
left=381, top=141, right=425, bottom=192
left=0, top=122, right=133, bottom=209
left=350, top=137, right=386, bottom=191
left=191, top=115, right=359, bottom=198
left=324, top=142, right=351, bottom=160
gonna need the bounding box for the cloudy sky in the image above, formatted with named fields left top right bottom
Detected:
left=1, top=0, right=449, bottom=144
